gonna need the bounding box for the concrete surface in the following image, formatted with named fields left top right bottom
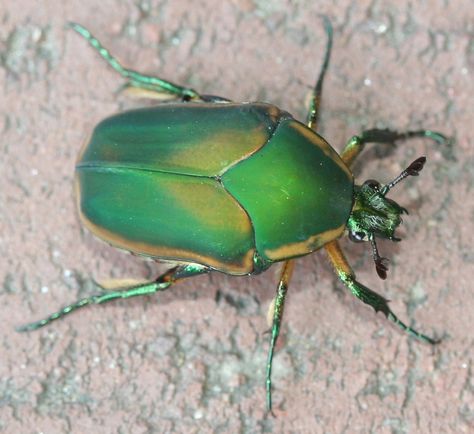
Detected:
left=1, top=1, right=472, bottom=433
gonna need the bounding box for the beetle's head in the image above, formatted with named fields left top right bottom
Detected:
left=347, top=156, right=426, bottom=279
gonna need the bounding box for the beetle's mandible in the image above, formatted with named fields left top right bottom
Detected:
left=19, top=18, right=448, bottom=414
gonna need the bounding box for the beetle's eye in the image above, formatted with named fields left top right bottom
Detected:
left=363, top=179, right=380, bottom=190
left=349, top=231, right=367, bottom=242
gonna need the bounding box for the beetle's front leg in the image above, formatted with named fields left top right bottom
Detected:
left=266, top=259, right=295, bottom=414
left=324, top=240, right=440, bottom=345
left=340, top=129, right=448, bottom=167
left=17, top=263, right=209, bottom=332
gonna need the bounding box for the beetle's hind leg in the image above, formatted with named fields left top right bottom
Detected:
left=17, top=264, right=209, bottom=332
left=340, top=128, right=449, bottom=167
left=265, top=259, right=295, bottom=415
left=69, top=22, right=201, bottom=102
left=324, top=240, right=440, bottom=345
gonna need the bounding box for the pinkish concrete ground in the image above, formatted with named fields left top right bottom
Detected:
left=1, top=1, right=472, bottom=433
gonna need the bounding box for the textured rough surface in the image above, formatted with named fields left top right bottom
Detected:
left=1, top=1, right=472, bottom=433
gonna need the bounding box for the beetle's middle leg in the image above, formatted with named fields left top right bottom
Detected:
left=306, top=16, right=332, bottom=132
left=340, top=129, right=448, bottom=167
left=69, top=23, right=201, bottom=102
left=266, top=259, right=295, bottom=414
left=324, top=240, right=440, bottom=345
left=17, top=263, right=209, bottom=332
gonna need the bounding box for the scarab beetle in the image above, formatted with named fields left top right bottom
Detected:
left=20, top=19, right=447, bottom=413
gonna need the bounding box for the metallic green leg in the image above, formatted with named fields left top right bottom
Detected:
left=306, top=16, right=333, bottom=132
left=266, top=260, right=295, bottom=414
left=341, top=128, right=449, bottom=167
left=18, top=263, right=209, bottom=332
left=264, top=17, right=329, bottom=413
left=69, top=22, right=201, bottom=101
left=325, top=241, right=439, bottom=345
left=339, top=273, right=439, bottom=344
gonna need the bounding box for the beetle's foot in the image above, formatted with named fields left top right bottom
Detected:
left=16, top=321, right=45, bottom=333
left=265, top=408, right=277, bottom=418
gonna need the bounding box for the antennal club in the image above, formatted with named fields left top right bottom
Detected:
left=381, top=156, right=426, bottom=196
left=370, top=236, right=389, bottom=279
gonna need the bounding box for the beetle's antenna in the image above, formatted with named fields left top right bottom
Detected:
left=369, top=236, right=389, bottom=280
left=381, top=156, right=426, bottom=196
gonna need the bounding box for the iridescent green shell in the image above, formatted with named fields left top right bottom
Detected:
left=75, top=102, right=353, bottom=274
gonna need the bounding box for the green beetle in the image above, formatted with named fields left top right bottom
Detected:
left=76, top=102, right=353, bottom=275
left=20, top=19, right=447, bottom=413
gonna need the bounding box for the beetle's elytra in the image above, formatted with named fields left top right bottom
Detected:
left=20, top=18, right=448, bottom=414
left=77, top=103, right=353, bottom=274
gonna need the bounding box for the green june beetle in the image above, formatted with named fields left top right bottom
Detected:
left=20, top=19, right=447, bottom=413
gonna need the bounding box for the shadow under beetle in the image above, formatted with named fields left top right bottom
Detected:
left=20, top=18, right=447, bottom=414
